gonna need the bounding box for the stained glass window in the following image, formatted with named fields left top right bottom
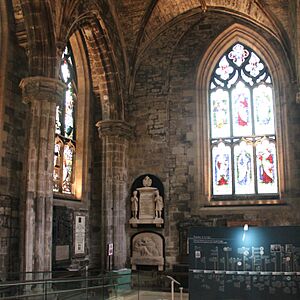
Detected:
left=210, top=43, right=278, bottom=199
left=53, top=45, right=77, bottom=195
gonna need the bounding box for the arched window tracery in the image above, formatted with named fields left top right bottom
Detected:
left=209, top=43, right=278, bottom=199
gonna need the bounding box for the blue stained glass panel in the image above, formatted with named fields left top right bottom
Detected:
left=256, top=140, right=278, bottom=193
left=234, top=141, right=255, bottom=194
left=253, top=85, right=275, bottom=135
left=210, top=89, right=230, bottom=138
left=232, top=81, right=252, bottom=137
left=212, top=142, right=232, bottom=195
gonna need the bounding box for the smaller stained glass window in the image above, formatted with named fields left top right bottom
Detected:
left=53, top=45, right=77, bottom=195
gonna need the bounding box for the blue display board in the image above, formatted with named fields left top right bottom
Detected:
left=189, top=226, right=300, bottom=299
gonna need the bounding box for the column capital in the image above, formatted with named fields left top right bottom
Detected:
left=19, top=76, right=66, bottom=104
left=96, top=120, right=133, bottom=139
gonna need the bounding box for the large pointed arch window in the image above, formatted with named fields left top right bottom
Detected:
left=209, top=43, right=278, bottom=199
left=53, top=45, right=77, bottom=195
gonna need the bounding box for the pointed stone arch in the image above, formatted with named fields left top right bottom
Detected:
left=80, top=18, right=124, bottom=121
left=139, top=0, right=289, bottom=61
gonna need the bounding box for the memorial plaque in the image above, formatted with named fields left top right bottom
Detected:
left=137, top=187, right=156, bottom=219
left=75, top=216, right=85, bottom=254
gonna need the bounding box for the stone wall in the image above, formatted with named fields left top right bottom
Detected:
left=0, top=195, right=19, bottom=279
left=0, top=29, right=27, bottom=277
left=127, top=12, right=300, bottom=269
left=0, top=0, right=299, bottom=277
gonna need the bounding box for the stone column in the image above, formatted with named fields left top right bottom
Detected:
left=19, top=77, right=65, bottom=279
left=96, top=120, right=132, bottom=269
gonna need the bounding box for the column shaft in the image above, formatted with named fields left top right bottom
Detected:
left=97, top=120, right=132, bottom=269
left=20, top=77, right=65, bottom=277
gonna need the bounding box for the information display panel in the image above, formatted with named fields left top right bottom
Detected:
left=189, top=226, right=300, bottom=299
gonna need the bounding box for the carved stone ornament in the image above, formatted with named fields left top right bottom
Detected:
left=19, top=76, right=66, bottom=105
left=131, top=232, right=164, bottom=271
left=129, top=176, right=164, bottom=228
left=96, top=120, right=133, bottom=140
left=143, top=176, right=152, bottom=187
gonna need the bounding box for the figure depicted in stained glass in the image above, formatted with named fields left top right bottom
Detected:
left=54, top=142, right=61, bottom=168
left=257, top=142, right=275, bottom=184
left=256, top=140, right=277, bottom=194
left=236, top=149, right=251, bottom=186
left=232, top=82, right=252, bottom=136
left=215, top=100, right=226, bottom=128
left=215, top=153, right=230, bottom=186
left=212, top=142, right=232, bottom=195
left=53, top=138, right=63, bottom=192
left=211, top=89, right=230, bottom=138
left=234, top=141, right=255, bottom=194
left=64, top=88, right=75, bottom=139
left=253, top=85, right=275, bottom=135
left=237, top=93, right=249, bottom=127
left=62, top=143, right=74, bottom=194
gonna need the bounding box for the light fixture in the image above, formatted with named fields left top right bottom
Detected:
left=242, top=223, right=249, bottom=242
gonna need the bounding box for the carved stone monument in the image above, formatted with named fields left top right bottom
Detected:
left=129, top=176, right=164, bottom=227
left=131, top=232, right=164, bottom=271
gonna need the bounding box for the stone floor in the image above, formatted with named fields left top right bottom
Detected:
left=112, top=290, right=189, bottom=300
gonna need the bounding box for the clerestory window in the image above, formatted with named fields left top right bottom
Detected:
left=209, top=43, right=278, bottom=200
left=53, top=45, right=77, bottom=195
